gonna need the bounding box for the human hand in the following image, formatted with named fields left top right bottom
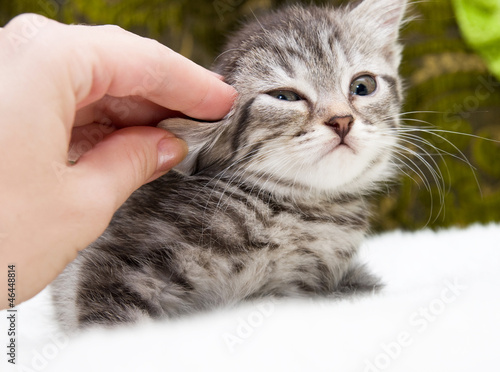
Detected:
left=0, top=14, right=236, bottom=309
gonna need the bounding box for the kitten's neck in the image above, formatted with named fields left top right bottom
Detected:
left=200, top=167, right=367, bottom=214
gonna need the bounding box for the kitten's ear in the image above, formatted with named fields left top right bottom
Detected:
left=350, top=0, right=407, bottom=43
left=157, top=118, right=222, bottom=175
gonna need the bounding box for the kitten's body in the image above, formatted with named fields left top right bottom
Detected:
left=53, top=0, right=407, bottom=330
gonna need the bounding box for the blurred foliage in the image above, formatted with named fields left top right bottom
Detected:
left=452, top=0, right=500, bottom=80
left=377, top=0, right=500, bottom=231
left=1, top=0, right=499, bottom=231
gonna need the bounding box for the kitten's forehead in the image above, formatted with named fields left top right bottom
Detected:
left=218, top=5, right=401, bottom=96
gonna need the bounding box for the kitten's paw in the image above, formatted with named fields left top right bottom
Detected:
left=335, top=262, right=383, bottom=297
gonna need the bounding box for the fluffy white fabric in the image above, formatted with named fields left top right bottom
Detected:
left=2, top=224, right=499, bottom=372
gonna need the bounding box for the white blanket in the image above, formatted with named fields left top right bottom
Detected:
left=2, top=224, right=499, bottom=372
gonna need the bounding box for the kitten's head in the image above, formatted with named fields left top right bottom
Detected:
left=160, top=0, right=407, bottom=197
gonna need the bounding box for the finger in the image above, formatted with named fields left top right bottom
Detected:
left=73, top=95, right=181, bottom=128
left=69, top=126, right=188, bottom=214
left=68, top=122, right=116, bottom=162
left=2, top=14, right=236, bottom=143
left=65, top=24, right=237, bottom=120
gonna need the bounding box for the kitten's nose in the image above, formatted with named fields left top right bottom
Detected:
left=325, top=115, right=354, bottom=141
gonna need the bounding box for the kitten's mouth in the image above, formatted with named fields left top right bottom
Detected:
left=336, top=143, right=355, bottom=153
left=324, top=140, right=356, bottom=157
left=335, top=136, right=356, bottom=150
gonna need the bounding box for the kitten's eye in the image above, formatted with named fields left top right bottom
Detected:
left=267, top=90, right=302, bottom=101
left=350, top=75, right=377, bottom=96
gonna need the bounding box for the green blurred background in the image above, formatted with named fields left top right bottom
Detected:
left=1, top=0, right=499, bottom=232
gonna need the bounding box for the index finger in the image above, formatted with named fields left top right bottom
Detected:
left=2, top=15, right=237, bottom=125
left=72, top=24, right=237, bottom=120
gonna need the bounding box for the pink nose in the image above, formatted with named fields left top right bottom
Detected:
left=325, top=115, right=354, bottom=141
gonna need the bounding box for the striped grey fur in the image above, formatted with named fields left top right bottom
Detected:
left=52, top=0, right=407, bottom=330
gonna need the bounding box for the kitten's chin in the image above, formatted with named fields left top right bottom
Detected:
left=293, top=149, right=394, bottom=196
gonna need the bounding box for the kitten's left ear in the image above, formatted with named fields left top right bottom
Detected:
left=350, top=0, right=407, bottom=43
left=157, top=118, right=223, bottom=175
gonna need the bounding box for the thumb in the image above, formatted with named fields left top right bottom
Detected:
left=71, top=126, right=188, bottom=214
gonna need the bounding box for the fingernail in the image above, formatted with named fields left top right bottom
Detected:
left=157, top=137, right=188, bottom=173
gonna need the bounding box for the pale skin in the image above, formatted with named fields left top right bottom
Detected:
left=0, top=14, right=237, bottom=309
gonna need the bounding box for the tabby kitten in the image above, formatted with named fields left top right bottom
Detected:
left=52, top=0, right=407, bottom=330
